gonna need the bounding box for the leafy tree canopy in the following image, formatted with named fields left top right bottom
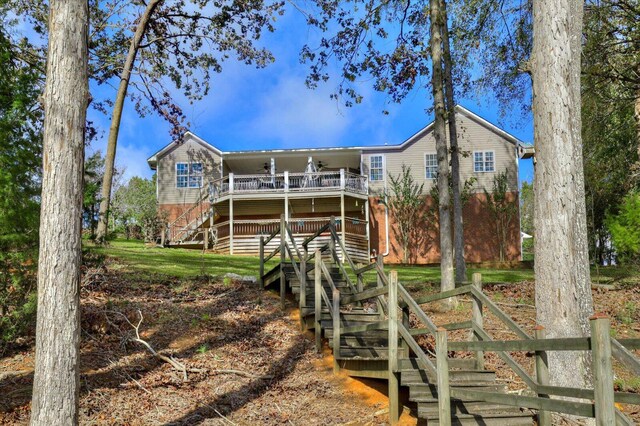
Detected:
left=10, top=0, right=285, bottom=136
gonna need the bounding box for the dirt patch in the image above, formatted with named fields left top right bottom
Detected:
left=0, top=260, right=393, bottom=425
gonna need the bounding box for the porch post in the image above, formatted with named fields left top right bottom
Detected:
left=284, top=171, right=289, bottom=221
left=340, top=193, right=346, bottom=263
left=365, top=197, right=370, bottom=259
left=229, top=197, right=234, bottom=255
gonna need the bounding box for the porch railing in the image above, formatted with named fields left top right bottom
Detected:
left=210, top=216, right=367, bottom=238
left=210, top=169, right=368, bottom=200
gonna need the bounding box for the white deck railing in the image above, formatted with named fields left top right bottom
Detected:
left=210, top=216, right=368, bottom=239
left=209, top=169, right=368, bottom=200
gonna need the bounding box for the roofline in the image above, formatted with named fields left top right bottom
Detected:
left=147, top=131, right=222, bottom=169
left=222, top=146, right=362, bottom=156
left=146, top=104, right=531, bottom=169
left=361, top=105, right=525, bottom=152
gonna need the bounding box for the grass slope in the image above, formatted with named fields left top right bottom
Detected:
left=89, top=239, right=637, bottom=286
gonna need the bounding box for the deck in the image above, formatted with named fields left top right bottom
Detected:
left=210, top=170, right=368, bottom=201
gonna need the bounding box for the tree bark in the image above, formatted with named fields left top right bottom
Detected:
left=430, top=0, right=455, bottom=303
left=95, top=0, right=163, bottom=243
left=532, top=0, right=594, bottom=395
left=439, top=0, right=466, bottom=283
left=30, top=0, right=89, bottom=423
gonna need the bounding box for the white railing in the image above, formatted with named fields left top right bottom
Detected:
left=209, top=169, right=368, bottom=200
left=209, top=216, right=368, bottom=238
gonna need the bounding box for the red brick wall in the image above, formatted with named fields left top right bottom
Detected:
left=368, top=192, right=521, bottom=264
left=159, top=202, right=211, bottom=224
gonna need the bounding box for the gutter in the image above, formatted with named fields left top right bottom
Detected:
left=383, top=195, right=390, bottom=257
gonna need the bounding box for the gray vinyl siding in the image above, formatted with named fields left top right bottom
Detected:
left=157, top=135, right=222, bottom=205
left=361, top=113, right=518, bottom=195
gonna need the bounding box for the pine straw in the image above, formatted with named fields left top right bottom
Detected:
left=0, top=263, right=387, bottom=425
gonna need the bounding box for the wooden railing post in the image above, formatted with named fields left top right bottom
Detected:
left=591, top=314, right=615, bottom=425
left=280, top=214, right=286, bottom=309
left=471, top=272, right=484, bottom=370
left=229, top=172, right=234, bottom=194
left=315, top=250, right=322, bottom=353
left=401, top=306, right=410, bottom=353
left=333, top=288, right=340, bottom=374
left=388, top=270, right=400, bottom=425
left=376, top=254, right=385, bottom=319
left=534, top=325, right=551, bottom=426
left=329, top=216, right=337, bottom=260
left=300, top=247, right=307, bottom=326
left=259, top=236, right=264, bottom=287
left=436, top=327, right=451, bottom=426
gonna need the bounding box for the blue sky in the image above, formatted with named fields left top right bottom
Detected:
left=85, top=4, right=534, bottom=184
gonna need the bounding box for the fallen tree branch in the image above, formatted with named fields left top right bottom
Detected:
left=109, top=309, right=189, bottom=380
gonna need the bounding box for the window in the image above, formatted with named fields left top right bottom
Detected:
left=176, top=162, right=203, bottom=188
left=370, top=155, right=384, bottom=181
left=474, top=151, right=495, bottom=172
left=425, top=153, right=438, bottom=179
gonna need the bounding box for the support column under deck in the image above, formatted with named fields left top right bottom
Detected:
left=340, top=192, right=346, bottom=262
left=365, top=197, right=370, bottom=259
left=229, top=196, right=234, bottom=255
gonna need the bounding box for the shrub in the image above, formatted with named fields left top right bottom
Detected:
left=606, top=191, right=640, bottom=264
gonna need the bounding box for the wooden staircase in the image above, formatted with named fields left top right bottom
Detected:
left=276, top=263, right=534, bottom=425
left=260, top=219, right=640, bottom=426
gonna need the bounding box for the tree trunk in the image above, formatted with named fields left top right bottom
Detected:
left=95, top=0, right=163, bottom=243
left=532, top=0, right=594, bottom=395
left=30, top=0, right=89, bottom=423
left=439, top=0, right=466, bottom=283
left=430, top=0, right=455, bottom=303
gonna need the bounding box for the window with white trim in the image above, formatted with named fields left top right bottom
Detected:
left=425, top=153, right=438, bottom=179
left=473, top=151, right=495, bottom=172
left=370, top=155, right=384, bottom=181
left=176, top=162, right=203, bottom=188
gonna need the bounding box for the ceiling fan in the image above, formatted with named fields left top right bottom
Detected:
left=316, top=160, right=328, bottom=171
left=255, top=162, right=270, bottom=173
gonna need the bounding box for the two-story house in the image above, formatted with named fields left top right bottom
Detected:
left=147, top=105, right=532, bottom=264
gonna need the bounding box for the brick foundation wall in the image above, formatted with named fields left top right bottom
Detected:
left=368, top=192, right=521, bottom=264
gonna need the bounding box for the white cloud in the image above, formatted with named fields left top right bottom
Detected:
left=247, top=74, right=353, bottom=147
left=116, top=143, right=154, bottom=182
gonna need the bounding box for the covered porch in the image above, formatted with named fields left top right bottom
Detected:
left=206, top=195, right=370, bottom=262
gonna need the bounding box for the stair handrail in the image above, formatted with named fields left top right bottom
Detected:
left=385, top=271, right=638, bottom=426
left=167, top=184, right=212, bottom=243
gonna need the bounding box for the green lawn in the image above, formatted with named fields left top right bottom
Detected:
left=87, top=239, right=274, bottom=279
left=88, top=239, right=637, bottom=286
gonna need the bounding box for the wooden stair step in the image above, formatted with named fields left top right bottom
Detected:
left=415, top=398, right=526, bottom=415
left=400, top=369, right=496, bottom=384
left=399, top=357, right=478, bottom=371
left=328, top=335, right=397, bottom=349
left=321, top=319, right=387, bottom=331
left=422, top=411, right=532, bottom=425
left=409, top=383, right=507, bottom=399
left=335, top=346, right=409, bottom=360
left=324, top=327, right=389, bottom=339
left=319, top=312, right=381, bottom=322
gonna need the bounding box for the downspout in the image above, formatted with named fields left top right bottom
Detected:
left=383, top=193, right=390, bottom=256
left=383, top=169, right=390, bottom=256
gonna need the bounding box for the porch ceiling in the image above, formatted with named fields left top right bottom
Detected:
left=223, top=150, right=362, bottom=174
